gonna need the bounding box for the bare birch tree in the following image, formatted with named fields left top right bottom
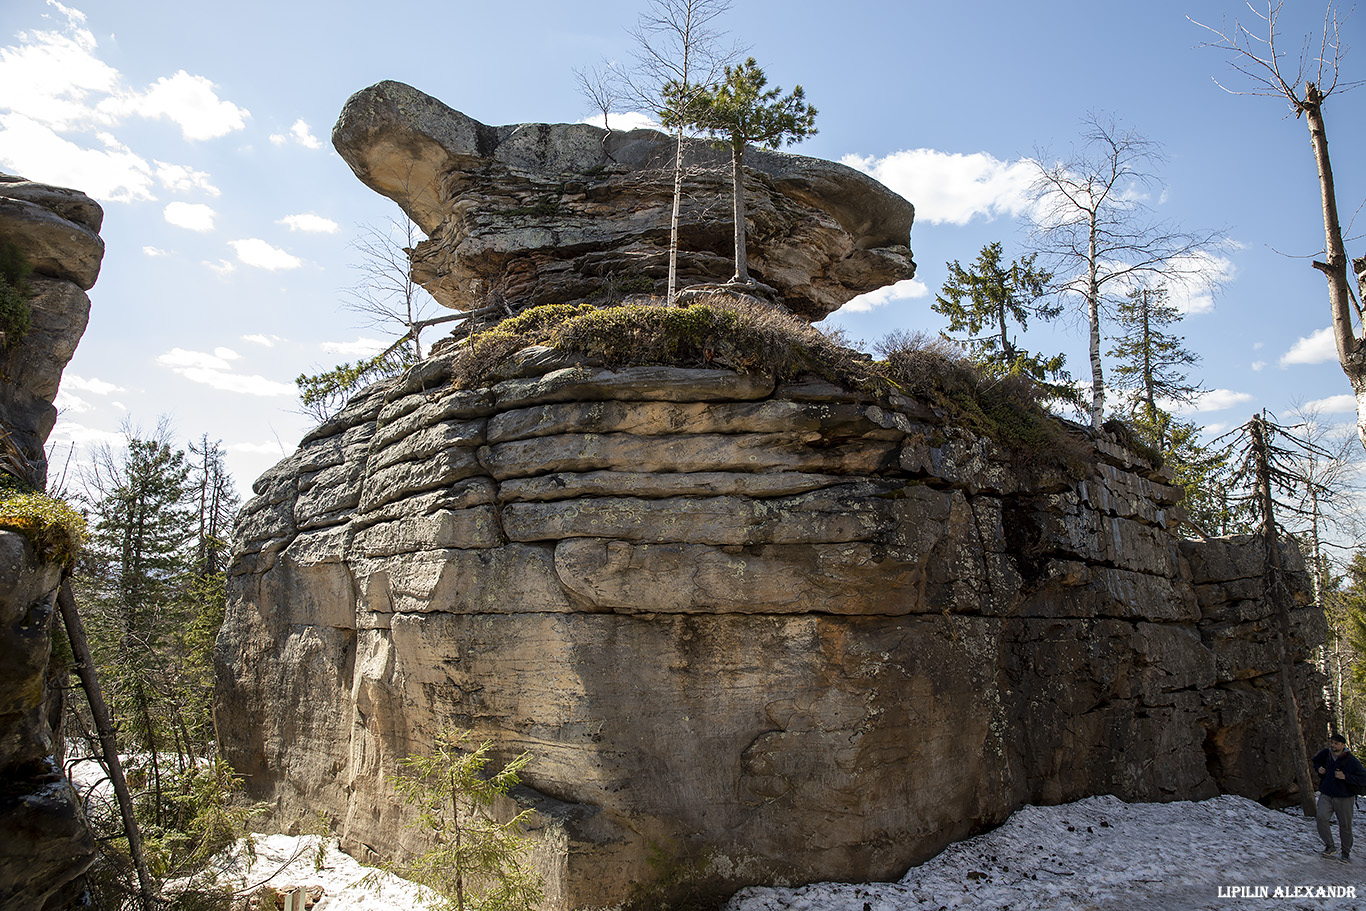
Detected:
left=629, top=0, right=738, bottom=303
left=1025, top=115, right=1223, bottom=428
left=575, top=62, right=622, bottom=131
left=1194, top=3, right=1366, bottom=451
left=345, top=218, right=440, bottom=360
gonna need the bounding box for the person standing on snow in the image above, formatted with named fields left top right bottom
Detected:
left=1314, top=733, right=1366, bottom=863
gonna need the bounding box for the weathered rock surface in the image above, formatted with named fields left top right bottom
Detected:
left=332, top=81, right=916, bottom=321
left=0, top=176, right=101, bottom=910
left=0, top=534, right=94, bottom=911
left=0, top=175, right=100, bottom=488
left=217, top=356, right=1328, bottom=908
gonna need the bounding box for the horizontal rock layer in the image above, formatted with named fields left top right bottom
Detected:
left=218, top=358, right=1327, bottom=909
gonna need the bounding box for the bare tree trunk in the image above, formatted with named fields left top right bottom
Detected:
left=58, top=579, right=156, bottom=910
left=1302, top=84, right=1366, bottom=451
left=668, top=130, right=684, bottom=303
left=1087, top=215, right=1104, bottom=428
left=1251, top=416, right=1319, bottom=818
left=730, top=141, right=749, bottom=283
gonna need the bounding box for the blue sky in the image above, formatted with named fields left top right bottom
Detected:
left=2, top=0, right=1364, bottom=494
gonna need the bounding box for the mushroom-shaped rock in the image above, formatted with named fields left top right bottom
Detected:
left=333, top=80, right=915, bottom=321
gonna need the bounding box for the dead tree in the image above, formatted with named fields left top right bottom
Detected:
left=1196, top=3, right=1366, bottom=451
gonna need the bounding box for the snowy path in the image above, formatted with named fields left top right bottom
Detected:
left=726, top=795, right=1366, bottom=911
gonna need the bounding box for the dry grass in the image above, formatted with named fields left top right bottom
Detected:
left=445, top=295, right=1088, bottom=470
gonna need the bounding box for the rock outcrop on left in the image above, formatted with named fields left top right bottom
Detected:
left=0, top=174, right=101, bottom=489
left=0, top=175, right=102, bottom=911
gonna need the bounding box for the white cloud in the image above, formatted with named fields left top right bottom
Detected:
left=96, top=70, right=248, bottom=141
left=578, top=111, right=662, bottom=132
left=841, top=278, right=930, bottom=313
left=1162, top=249, right=1238, bottom=315
left=205, top=259, right=236, bottom=276
left=1173, top=388, right=1255, bottom=415
left=1251, top=360, right=1266, bottom=372
left=1304, top=393, right=1357, bottom=414
left=214, top=346, right=240, bottom=361
left=0, top=113, right=156, bottom=202
left=841, top=149, right=1035, bottom=226
left=269, top=118, right=322, bottom=149
left=48, top=419, right=123, bottom=448
left=229, top=238, right=302, bottom=270
left=0, top=15, right=118, bottom=132
left=154, top=160, right=219, bottom=196
left=143, top=245, right=168, bottom=257
left=322, top=337, right=388, bottom=358
left=278, top=213, right=339, bottom=234
left=159, top=347, right=234, bottom=371
left=1281, top=326, right=1337, bottom=366
left=0, top=9, right=244, bottom=201
left=163, top=201, right=215, bottom=231
left=241, top=333, right=281, bottom=347
left=156, top=347, right=295, bottom=397
left=61, top=374, right=125, bottom=395
left=54, top=388, right=90, bottom=413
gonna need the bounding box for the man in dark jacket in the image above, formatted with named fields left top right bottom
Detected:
left=1314, top=733, right=1366, bottom=863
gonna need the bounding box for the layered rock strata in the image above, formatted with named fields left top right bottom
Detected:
left=217, top=351, right=1327, bottom=907
left=331, top=81, right=916, bottom=322
left=0, top=175, right=102, bottom=909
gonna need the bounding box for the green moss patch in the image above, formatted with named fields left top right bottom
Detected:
left=0, top=476, right=86, bottom=568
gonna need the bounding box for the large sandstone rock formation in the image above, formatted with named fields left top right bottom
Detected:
left=331, top=81, right=916, bottom=322
left=0, top=175, right=101, bottom=911
left=216, top=86, right=1329, bottom=908
left=218, top=365, right=1328, bottom=907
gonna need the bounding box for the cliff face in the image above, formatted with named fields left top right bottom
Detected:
left=217, top=361, right=1326, bottom=906
left=215, top=85, right=1328, bottom=908
left=0, top=175, right=102, bottom=911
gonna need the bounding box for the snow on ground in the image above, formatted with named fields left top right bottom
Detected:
left=55, top=761, right=1366, bottom=910
left=726, top=795, right=1366, bottom=911
left=197, top=834, right=428, bottom=910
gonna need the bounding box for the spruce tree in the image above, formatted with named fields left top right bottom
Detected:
left=932, top=241, right=1067, bottom=388
left=1107, top=284, right=1203, bottom=450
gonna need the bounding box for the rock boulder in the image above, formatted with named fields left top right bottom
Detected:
left=332, top=81, right=916, bottom=321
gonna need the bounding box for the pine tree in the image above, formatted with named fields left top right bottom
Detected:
left=1333, top=552, right=1366, bottom=744
left=671, top=57, right=817, bottom=284
left=1107, top=284, right=1204, bottom=450
left=932, top=241, right=1065, bottom=388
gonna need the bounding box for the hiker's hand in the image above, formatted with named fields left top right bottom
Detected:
left=1320, top=767, right=1328, bottom=774
left=1337, top=770, right=1346, bottom=780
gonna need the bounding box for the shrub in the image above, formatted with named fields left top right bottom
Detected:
left=447, top=295, right=1090, bottom=474
left=388, top=728, right=542, bottom=911
left=874, top=329, right=1089, bottom=473
left=448, top=294, right=883, bottom=392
